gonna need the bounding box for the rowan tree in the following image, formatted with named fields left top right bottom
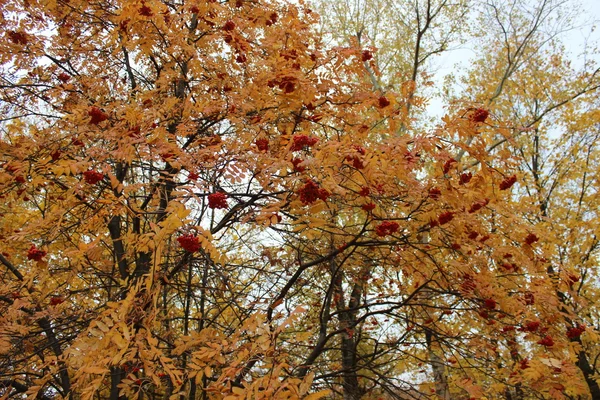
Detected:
left=0, top=0, right=595, bottom=400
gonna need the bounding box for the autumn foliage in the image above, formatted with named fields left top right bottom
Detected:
left=0, top=0, right=599, bottom=399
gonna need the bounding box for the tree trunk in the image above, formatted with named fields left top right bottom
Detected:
left=425, top=330, right=449, bottom=400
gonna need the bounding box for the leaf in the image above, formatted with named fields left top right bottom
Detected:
left=80, top=366, right=107, bottom=374
left=304, top=390, right=331, bottom=400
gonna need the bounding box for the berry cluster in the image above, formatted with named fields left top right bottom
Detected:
left=208, top=192, right=228, bottom=209
left=290, top=135, right=318, bottom=151
left=428, top=187, right=441, bottom=199
left=499, top=175, right=517, bottom=190
left=345, top=145, right=367, bottom=169
left=83, top=170, right=104, bottom=185
left=443, top=158, right=456, bottom=174
left=521, top=321, right=540, bottom=332
left=362, top=203, right=376, bottom=212
left=537, top=335, right=554, bottom=347
left=88, top=107, right=108, bottom=125
left=566, top=325, right=585, bottom=339
left=27, top=245, right=46, bottom=261
left=468, top=199, right=489, bottom=213
left=375, top=221, right=399, bottom=237
left=483, top=298, right=497, bottom=309
left=378, top=96, right=390, bottom=108
left=8, top=31, right=28, bottom=45
left=470, top=108, right=489, bottom=123
left=57, top=73, right=71, bottom=83
left=255, top=138, right=269, bottom=151
left=223, top=20, right=236, bottom=31
left=298, top=180, right=329, bottom=205
left=358, top=186, right=370, bottom=196
left=49, top=296, right=65, bottom=306
left=459, top=172, right=472, bottom=185
left=292, top=158, right=306, bottom=172
left=438, top=211, right=454, bottom=225
left=177, top=234, right=201, bottom=253
left=524, top=233, right=539, bottom=245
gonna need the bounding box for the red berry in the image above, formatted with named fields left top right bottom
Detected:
left=521, top=321, right=540, bottom=332
left=361, top=50, right=373, bottom=61
left=470, top=108, right=489, bottom=123
left=378, top=96, right=390, bottom=108
left=566, top=325, right=585, bottom=339
left=362, top=203, right=376, bottom=212
left=298, top=180, right=329, bottom=205
left=188, top=172, right=199, bottom=181
left=268, top=12, right=278, bottom=25
left=499, top=175, right=517, bottom=190
left=459, top=172, right=472, bottom=185
left=27, top=245, right=47, bottom=261
left=255, top=138, right=269, bottom=151
left=235, top=53, right=247, bottom=63
left=8, top=31, right=28, bottom=45
left=88, top=106, right=108, bottom=125
left=49, top=296, right=64, bottom=306
left=223, top=20, right=236, bottom=31
left=428, top=187, right=441, bottom=199
left=375, top=221, right=399, bottom=237
left=208, top=192, right=228, bottom=209
left=57, top=73, right=71, bottom=83
left=83, top=170, right=104, bottom=185
left=352, top=157, right=365, bottom=169
left=468, top=198, right=489, bottom=213
left=138, top=4, right=153, bottom=16
left=483, top=298, right=496, bottom=309
left=177, top=234, right=201, bottom=253
left=290, top=135, right=318, bottom=151
left=438, top=211, right=454, bottom=225
left=537, top=335, right=554, bottom=347
left=524, top=292, right=535, bottom=305
left=567, top=274, right=580, bottom=288
left=524, top=233, right=539, bottom=245
left=358, top=187, right=370, bottom=197
left=443, top=158, right=456, bottom=174
left=291, top=158, right=306, bottom=172
left=352, top=145, right=366, bottom=155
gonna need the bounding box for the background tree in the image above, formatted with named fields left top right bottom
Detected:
left=444, top=0, right=600, bottom=398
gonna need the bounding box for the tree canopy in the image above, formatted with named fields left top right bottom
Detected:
left=1, top=0, right=599, bottom=399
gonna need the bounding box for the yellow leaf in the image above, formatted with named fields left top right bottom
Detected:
left=304, top=390, right=331, bottom=400
left=80, top=366, right=108, bottom=374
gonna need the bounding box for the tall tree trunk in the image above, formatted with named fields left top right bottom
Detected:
left=332, top=258, right=367, bottom=400
left=425, top=329, right=449, bottom=400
